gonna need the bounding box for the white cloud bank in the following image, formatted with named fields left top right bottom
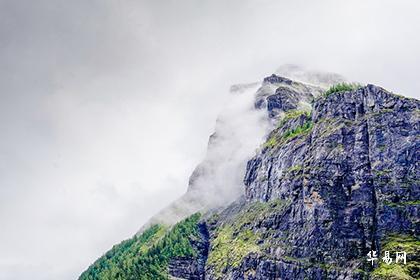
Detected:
left=0, top=0, right=419, bottom=279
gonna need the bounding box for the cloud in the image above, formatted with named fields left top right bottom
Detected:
left=0, top=0, right=419, bottom=279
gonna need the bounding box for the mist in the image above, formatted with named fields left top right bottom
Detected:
left=1, top=0, right=420, bottom=279
left=146, top=82, right=270, bottom=227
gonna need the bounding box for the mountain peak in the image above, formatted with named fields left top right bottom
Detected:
left=263, top=74, right=294, bottom=85
left=80, top=71, right=419, bottom=280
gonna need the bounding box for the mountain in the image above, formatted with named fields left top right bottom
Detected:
left=140, top=70, right=326, bottom=229
left=80, top=68, right=419, bottom=280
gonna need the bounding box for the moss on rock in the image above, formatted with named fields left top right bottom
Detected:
left=207, top=200, right=288, bottom=278
left=372, top=234, right=420, bottom=280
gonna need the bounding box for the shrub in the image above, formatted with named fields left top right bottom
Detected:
left=282, top=120, right=313, bottom=140
left=277, top=109, right=311, bottom=128
left=263, top=135, right=278, bottom=148
left=324, top=83, right=362, bottom=98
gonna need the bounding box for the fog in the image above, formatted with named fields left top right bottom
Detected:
left=1, top=0, right=419, bottom=279
left=145, top=82, right=270, bottom=228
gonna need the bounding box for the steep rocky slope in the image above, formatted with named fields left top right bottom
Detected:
left=142, top=71, right=324, bottom=228
left=80, top=73, right=419, bottom=280
left=212, top=84, right=419, bottom=279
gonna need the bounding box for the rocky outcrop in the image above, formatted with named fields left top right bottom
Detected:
left=162, top=80, right=419, bottom=280
left=205, top=84, right=419, bottom=279
left=254, top=74, right=322, bottom=118
left=82, top=70, right=419, bottom=280
left=139, top=71, right=327, bottom=231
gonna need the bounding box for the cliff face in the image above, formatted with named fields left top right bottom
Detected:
left=80, top=72, right=419, bottom=280
left=193, top=83, right=418, bottom=280
left=211, top=84, right=419, bottom=279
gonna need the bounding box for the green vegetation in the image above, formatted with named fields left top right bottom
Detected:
left=277, top=109, right=311, bottom=128
left=208, top=226, right=260, bottom=277
left=263, top=109, right=314, bottom=149
left=373, top=169, right=393, bottom=177
left=286, top=164, right=303, bottom=173
left=324, top=83, right=362, bottom=98
left=207, top=200, right=287, bottom=278
left=384, top=200, right=420, bottom=208
left=372, top=234, right=420, bottom=280
left=79, top=213, right=201, bottom=280
left=282, top=120, right=313, bottom=140
left=264, top=135, right=278, bottom=148
left=264, top=114, right=314, bottom=149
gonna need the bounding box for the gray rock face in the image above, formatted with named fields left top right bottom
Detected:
left=266, top=87, right=313, bottom=118
left=166, top=80, right=419, bottom=280
left=263, top=74, right=294, bottom=85
left=254, top=74, right=322, bottom=118
left=140, top=72, right=419, bottom=280
left=83, top=72, right=419, bottom=280
left=230, top=84, right=419, bottom=279
left=199, top=82, right=418, bottom=280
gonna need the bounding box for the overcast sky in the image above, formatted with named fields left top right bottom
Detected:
left=0, top=0, right=419, bottom=279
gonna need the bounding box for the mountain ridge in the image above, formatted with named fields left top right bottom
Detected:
left=140, top=67, right=330, bottom=230
left=80, top=69, right=419, bottom=280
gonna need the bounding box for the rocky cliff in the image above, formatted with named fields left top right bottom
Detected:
left=212, top=83, right=419, bottom=279
left=141, top=69, right=327, bottom=229
left=80, top=71, right=419, bottom=280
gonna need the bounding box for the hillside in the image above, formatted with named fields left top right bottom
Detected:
left=80, top=73, right=419, bottom=279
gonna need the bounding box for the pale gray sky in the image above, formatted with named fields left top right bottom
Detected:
left=0, top=0, right=419, bottom=279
